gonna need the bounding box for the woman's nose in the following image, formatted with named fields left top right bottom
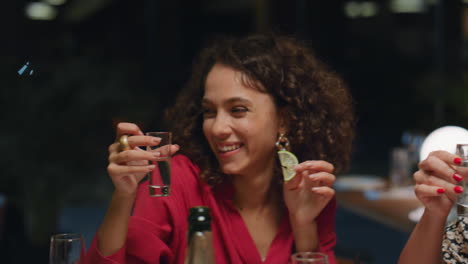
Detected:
left=211, top=114, right=231, bottom=139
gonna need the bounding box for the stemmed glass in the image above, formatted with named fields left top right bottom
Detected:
left=291, top=252, right=328, bottom=264
left=49, top=233, right=85, bottom=264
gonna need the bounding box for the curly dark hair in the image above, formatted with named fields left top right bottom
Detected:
left=165, top=33, right=355, bottom=186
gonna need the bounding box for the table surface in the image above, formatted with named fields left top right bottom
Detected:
left=336, top=190, right=422, bottom=233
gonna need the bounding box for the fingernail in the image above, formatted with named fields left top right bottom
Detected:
left=437, top=188, right=445, bottom=194
left=148, top=165, right=156, bottom=170
left=454, top=186, right=463, bottom=194
left=153, top=137, right=161, bottom=143
left=153, top=152, right=161, bottom=157
left=453, top=173, right=463, bottom=182
left=454, top=157, right=462, bottom=165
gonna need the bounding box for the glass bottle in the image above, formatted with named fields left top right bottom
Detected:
left=184, top=206, right=215, bottom=264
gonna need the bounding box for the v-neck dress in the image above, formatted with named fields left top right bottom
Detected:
left=85, top=155, right=337, bottom=264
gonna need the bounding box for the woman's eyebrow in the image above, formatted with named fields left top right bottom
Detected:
left=224, top=97, right=252, bottom=105
left=201, top=97, right=252, bottom=106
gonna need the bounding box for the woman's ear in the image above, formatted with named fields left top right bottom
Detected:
left=278, top=126, right=287, bottom=136
left=278, top=108, right=289, bottom=134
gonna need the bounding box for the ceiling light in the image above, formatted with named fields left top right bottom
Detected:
left=44, top=0, right=67, bottom=6
left=361, top=2, right=378, bottom=17
left=390, top=0, right=426, bottom=13
left=25, top=2, right=57, bottom=20
left=344, top=2, right=361, bottom=18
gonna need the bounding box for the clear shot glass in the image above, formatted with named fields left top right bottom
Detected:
left=146, top=132, right=172, bottom=197
left=456, top=144, right=468, bottom=216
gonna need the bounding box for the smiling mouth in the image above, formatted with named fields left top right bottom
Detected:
left=218, top=144, right=243, bottom=153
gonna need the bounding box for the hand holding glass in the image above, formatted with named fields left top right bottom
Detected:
left=291, top=252, right=328, bottom=264
left=49, top=233, right=85, bottom=264
left=146, top=132, right=172, bottom=197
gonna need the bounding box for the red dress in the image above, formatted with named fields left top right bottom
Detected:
left=85, top=155, right=337, bottom=264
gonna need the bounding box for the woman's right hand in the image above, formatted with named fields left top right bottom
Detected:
left=107, top=122, right=179, bottom=197
left=414, top=150, right=466, bottom=219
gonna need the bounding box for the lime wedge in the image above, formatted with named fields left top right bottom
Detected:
left=278, top=150, right=299, bottom=181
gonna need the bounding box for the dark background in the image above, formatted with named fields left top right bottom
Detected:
left=1, top=0, right=468, bottom=263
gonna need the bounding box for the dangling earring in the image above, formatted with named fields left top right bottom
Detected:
left=275, top=133, right=290, bottom=151
left=276, top=132, right=298, bottom=182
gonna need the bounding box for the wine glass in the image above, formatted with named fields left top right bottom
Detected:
left=49, top=233, right=85, bottom=264
left=291, top=252, right=328, bottom=264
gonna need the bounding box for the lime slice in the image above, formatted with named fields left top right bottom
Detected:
left=278, top=150, right=299, bottom=181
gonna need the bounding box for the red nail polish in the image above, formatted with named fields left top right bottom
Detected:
left=455, top=186, right=463, bottom=194
left=437, top=188, right=445, bottom=194
left=453, top=173, right=463, bottom=182
left=454, top=157, right=462, bottom=165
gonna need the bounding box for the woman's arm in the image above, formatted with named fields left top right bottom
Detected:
left=284, top=161, right=336, bottom=253
left=398, top=150, right=463, bottom=264
left=398, top=209, right=447, bottom=264
left=290, top=218, right=319, bottom=252
left=97, top=192, right=136, bottom=256
left=96, top=122, right=179, bottom=256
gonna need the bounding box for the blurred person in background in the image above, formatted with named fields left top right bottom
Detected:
left=85, top=33, right=355, bottom=264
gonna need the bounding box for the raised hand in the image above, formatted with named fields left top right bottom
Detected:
left=106, top=122, right=179, bottom=197
left=413, top=150, right=466, bottom=219
left=283, top=160, right=336, bottom=226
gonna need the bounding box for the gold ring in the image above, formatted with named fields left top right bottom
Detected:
left=119, top=135, right=131, bottom=152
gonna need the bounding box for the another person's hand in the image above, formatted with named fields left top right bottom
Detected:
left=283, top=160, right=336, bottom=226
left=107, top=122, right=180, bottom=197
left=414, top=150, right=466, bottom=219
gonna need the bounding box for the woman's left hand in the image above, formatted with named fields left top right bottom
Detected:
left=283, top=160, right=336, bottom=226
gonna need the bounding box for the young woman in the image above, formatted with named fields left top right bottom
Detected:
left=85, top=34, right=355, bottom=264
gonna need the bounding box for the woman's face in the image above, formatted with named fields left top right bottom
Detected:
left=202, top=64, right=281, bottom=176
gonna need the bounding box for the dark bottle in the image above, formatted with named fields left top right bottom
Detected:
left=184, top=206, right=215, bottom=264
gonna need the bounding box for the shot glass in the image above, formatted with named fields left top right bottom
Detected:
left=291, top=252, right=328, bottom=264
left=456, top=144, right=468, bottom=216
left=49, top=233, right=85, bottom=264
left=146, top=132, right=172, bottom=197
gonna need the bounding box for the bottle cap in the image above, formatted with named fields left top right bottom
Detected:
left=188, top=206, right=211, bottom=233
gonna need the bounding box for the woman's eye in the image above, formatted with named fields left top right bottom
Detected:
left=202, top=108, right=215, bottom=117
left=232, top=107, right=248, bottom=114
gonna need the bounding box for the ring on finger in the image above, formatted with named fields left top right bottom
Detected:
left=119, top=135, right=131, bottom=152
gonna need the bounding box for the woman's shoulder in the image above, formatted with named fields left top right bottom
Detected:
left=171, top=154, right=201, bottom=185
left=171, top=154, right=210, bottom=200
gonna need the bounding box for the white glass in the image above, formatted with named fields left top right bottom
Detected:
left=291, top=252, right=328, bottom=264
left=146, top=132, right=172, bottom=197
left=456, top=144, right=468, bottom=215
left=49, top=233, right=85, bottom=264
